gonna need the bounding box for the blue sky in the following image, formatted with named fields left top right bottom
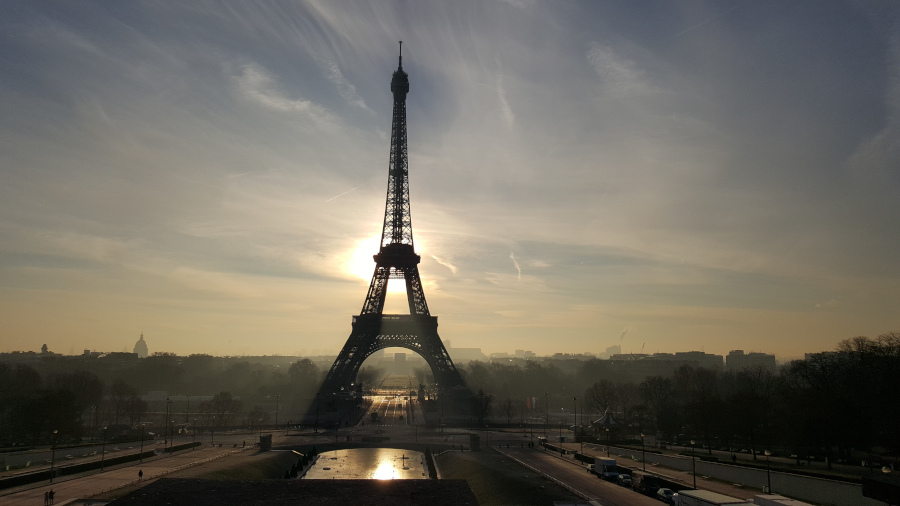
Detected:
left=1, top=1, right=898, bottom=359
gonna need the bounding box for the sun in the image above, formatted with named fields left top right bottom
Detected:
left=346, top=236, right=380, bottom=282
left=345, top=236, right=409, bottom=294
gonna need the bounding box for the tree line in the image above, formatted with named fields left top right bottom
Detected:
left=455, top=332, right=899, bottom=467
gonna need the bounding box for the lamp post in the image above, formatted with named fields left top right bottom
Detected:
left=186, top=394, right=191, bottom=424
left=49, top=429, right=58, bottom=483
left=100, top=426, right=108, bottom=471
left=544, top=393, right=548, bottom=438
left=641, top=433, right=646, bottom=472
left=606, top=427, right=610, bottom=457
left=314, top=393, right=319, bottom=434
left=690, top=440, right=697, bottom=489
left=193, top=419, right=197, bottom=449
left=170, top=419, right=175, bottom=456
left=275, top=393, right=280, bottom=431
left=573, top=397, right=580, bottom=455
left=764, top=449, right=772, bottom=493
left=140, top=424, right=145, bottom=462
left=164, top=397, right=170, bottom=446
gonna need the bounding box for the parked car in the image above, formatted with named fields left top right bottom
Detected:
left=617, top=474, right=632, bottom=487
left=656, top=488, right=675, bottom=504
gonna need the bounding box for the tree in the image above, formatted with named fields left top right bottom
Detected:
left=211, top=391, right=242, bottom=430
left=640, top=376, right=678, bottom=438
left=288, top=359, right=320, bottom=390
left=502, top=398, right=516, bottom=424
left=110, top=379, right=138, bottom=425
left=470, top=388, right=492, bottom=426
left=126, top=393, right=148, bottom=427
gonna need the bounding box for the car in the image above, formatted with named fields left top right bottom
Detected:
left=617, top=474, right=632, bottom=487
left=656, top=488, right=675, bottom=504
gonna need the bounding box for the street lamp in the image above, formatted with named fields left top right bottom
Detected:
left=315, top=393, right=320, bottom=434
left=572, top=397, right=577, bottom=435
left=140, top=424, right=145, bottom=462
left=544, top=393, right=548, bottom=438
left=691, top=440, right=697, bottom=489
left=49, top=429, right=58, bottom=483
left=641, top=433, right=646, bottom=472
left=764, top=449, right=772, bottom=493
left=164, top=397, right=170, bottom=446
left=275, top=392, right=280, bottom=431
left=100, top=426, right=108, bottom=471
left=170, top=420, right=175, bottom=456
left=606, top=427, right=610, bottom=457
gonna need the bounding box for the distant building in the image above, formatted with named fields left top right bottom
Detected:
left=133, top=332, right=149, bottom=358
left=41, top=344, right=49, bottom=354
left=605, top=345, right=622, bottom=358
left=444, top=341, right=486, bottom=363
left=726, top=350, right=776, bottom=372
left=672, top=351, right=724, bottom=370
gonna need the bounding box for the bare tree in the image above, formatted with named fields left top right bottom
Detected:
left=109, top=380, right=138, bottom=425
left=211, top=391, right=241, bottom=430
left=502, top=398, right=516, bottom=424
left=470, top=388, right=493, bottom=426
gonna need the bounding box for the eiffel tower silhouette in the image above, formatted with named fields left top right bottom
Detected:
left=320, top=43, right=465, bottom=395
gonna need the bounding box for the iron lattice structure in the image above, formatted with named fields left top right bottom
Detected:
left=320, top=45, right=465, bottom=394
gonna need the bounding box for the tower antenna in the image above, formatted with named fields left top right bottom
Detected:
left=399, top=40, right=403, bottom=68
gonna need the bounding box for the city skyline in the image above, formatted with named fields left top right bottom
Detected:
left=1, top=1, right=898, bottom=360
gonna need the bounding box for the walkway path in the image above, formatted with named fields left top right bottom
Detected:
left=0, top=445, right=247, bottom=506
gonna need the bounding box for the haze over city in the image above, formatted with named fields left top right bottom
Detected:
left=2, top=1, right=898, bottom=360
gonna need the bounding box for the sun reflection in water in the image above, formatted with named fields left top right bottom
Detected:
left=372, top=459, right=397, bottom=480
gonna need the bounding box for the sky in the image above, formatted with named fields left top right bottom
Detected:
left=1, top=1, right=898, bottom=361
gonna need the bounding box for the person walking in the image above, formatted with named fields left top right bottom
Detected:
left=48, top=489, right=55, bottom=504
left=43, top=491, right=49, bottom=505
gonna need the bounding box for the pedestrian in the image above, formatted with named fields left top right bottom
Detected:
left=48, top=489, right=55, bottom=504
left=43, top=491, right=48, bottom=505
left=731, top=454, right=736, bottom=464
left=138, top=469, right=143, bottom=481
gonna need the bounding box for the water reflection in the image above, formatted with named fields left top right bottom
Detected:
left=304, top=448, right=427, bottom=480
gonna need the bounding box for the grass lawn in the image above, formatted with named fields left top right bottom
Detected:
left=436, top=450, right=582, bottom=505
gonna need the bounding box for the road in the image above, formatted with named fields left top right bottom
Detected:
left=496, top=446, right=659, bottom=506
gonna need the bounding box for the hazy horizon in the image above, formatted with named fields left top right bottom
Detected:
left=2, top=1, right=898, bottom=359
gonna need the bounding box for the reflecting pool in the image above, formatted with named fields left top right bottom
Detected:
left=303, top=448, right=428, bottom=480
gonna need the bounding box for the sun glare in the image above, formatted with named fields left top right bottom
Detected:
left=346, top=236, right=379, bottom=281
left=372, top=460, right=397, bottom=480
left=345, top=236, right=409, bottom=294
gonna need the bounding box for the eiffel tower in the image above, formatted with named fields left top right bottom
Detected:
left=320, top=43, right=465, bottom=395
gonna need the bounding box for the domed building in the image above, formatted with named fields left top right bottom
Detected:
left=133, top=332, right=149, bottom=358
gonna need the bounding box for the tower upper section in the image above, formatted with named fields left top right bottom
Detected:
left=380, top=42, right=414, bottom=251
left=391, top=50, right=409, bottom=96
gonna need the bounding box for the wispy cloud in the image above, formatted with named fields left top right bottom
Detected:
left=432, top=255, right=458, bottom=275
left=312, top=52, right=370, bottom=110
left=234, top=63, right=338, bottom=130
left=586, top=42, right=654, bottom=96
left=509, top=252, right=522, bottom=280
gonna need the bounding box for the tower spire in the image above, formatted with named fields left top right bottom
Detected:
left=399, top=40, right=402, bottom=69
